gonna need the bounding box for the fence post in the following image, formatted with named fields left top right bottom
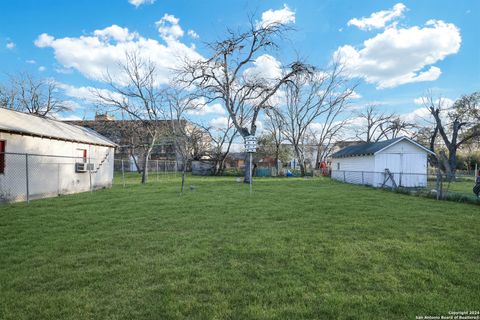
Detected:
left=121, top=159, right=125, bottom=188
left=343, top=171, right=346, bottom=182
left=361, top=171, right=364, bottom=185
left=156, top=160, right=159, bottom=181
left=25, top=154, right=30, bottom=204
left=164, top=159, right=167, bottom=177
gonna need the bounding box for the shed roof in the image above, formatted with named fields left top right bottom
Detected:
left=331, top=137, right=434, bottom=158
left=0, top=108, right=116, bottom=147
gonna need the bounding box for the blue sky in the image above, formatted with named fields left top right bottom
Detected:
left=0, top=0, right=479, bottom=127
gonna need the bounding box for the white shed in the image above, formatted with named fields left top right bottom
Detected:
left=0, top=109, right=116, bottom=202
left=330, top=137, right=435, bottom=188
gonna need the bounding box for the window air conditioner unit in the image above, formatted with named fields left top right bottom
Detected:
left=75, top=162, right=88, bottom=173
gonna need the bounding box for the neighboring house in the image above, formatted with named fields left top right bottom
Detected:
left=0, top=108, right=116, bottom=202
left=224, top=152, right=246, bottom=169
left=68, top=113, right=211, bottom=172
left=330, top=137, right=435, bottom=188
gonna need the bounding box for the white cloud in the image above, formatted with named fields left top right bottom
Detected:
left=209, top=116, right=229, bottom=129
left=257, top=4, right=295, bottom=29
left=128, top=0, right=155, bottom=7
left=34, top=22, right=203, bottom=86
left=38, top=66, right=46, bottom=72
left=34, top=33, right=54, bottom=47
left=402, top=107, right=432, bottom=123
left=26, top=59, right=36, bottom=64
left=243, top=54, right=282, bottom=82
left=187, top=29, right=199, bottom=39
left=93, top=25, right=137, bottom=42
left=62, top=100, right=83, bottom=111
left=350, top=91, right=362, bottom=99
left=55, top=67, right=73, bottom=74
left=413, top=96, right=454, bottom=108
left=156, top=14, right=184, bottom=42
left=334, top=20, right=461, bottom=88
left=56, top=114, right=83, bottom=121
left=6, top=41, right=15, bottom=49
left=187, top=102, right=225, bottom=116
left=348, top=3, right=407, bottom=31
left=57, top=82, right=123, bottom=105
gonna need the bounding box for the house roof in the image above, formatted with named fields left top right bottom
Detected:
left=228, top=152, right=246, bottom=160
left=0, top=108, right=116, bottom=147
left=331, top=137, right=434, bottom=158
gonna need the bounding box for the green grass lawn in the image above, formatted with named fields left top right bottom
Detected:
left=443, top=176, right=477, bottom=194
left=1, top=176, right=479, bottom=319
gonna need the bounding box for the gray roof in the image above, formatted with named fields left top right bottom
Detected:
left=0, top=108, right=116, bottom=147
left=331, top=137, right=432, bottom=158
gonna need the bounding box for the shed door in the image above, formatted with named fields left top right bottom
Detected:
left=400, top=153, right=427, bottom=187
left=375, top=153, right=401, bottom=187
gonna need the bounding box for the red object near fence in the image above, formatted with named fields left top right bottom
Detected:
left=320, top=161, right=329, bottom=177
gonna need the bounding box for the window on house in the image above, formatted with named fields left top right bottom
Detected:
left=0, top=140, right=5, bottom=174
left=337, top=162, right=340, bottom=170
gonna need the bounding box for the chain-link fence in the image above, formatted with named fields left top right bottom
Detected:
left=331, top=169, right=480, bottom=203
left=0, top=152, right=114, bottom=203
left=113, top=158, right=179, bottom=186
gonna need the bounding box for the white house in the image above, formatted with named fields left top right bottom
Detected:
left=330, top=137, right=435, bottom=188
left=0, top=108, right=116, bottom=202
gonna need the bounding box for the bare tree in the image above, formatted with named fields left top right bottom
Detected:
left=423, top=91, right=480, bottom=180
left=354, top=105, right=396, bottom=143
left=165, top=88, right=206, bottom=193
left=311, top=97, right=351, bottom=168
left=280, top=65, right=356, bottom=176
left=94, top=51, right=165, bottom=184
left=178, top=17, right=312, bottom=183
left=380, top=116, right=417, bottom=140
left=0, top=72, right=69, bottom=117
left=264, top=108, right=287, bottom=173
left=0, top=83, right=16, bottom=110
left=203, top=117, right=238, bottom=176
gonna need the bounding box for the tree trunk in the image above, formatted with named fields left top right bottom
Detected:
left=274, top=146, right=280, bottom=176
left=141, top=152, right=149, bottom=184
left=141, top=142, right=155, bottom=184
left=299, top=162, right=306, bottom=177
left=447, top=148, right=457, bottom=181
left=314, top=145, right=321, bottom=169
left=181, top=166, right=186, bottom=193
left=293, top=145, right=306, bottom=177
left=129, top=149, right=142, bottom=173
left=439, top=150, right=454, bottom=182
left=217, top=156, right=227, bottom=176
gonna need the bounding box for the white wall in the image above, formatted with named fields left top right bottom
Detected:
left=331, top=155, right=375, bottom=185
left=0, top=132, right=114, bottom=202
